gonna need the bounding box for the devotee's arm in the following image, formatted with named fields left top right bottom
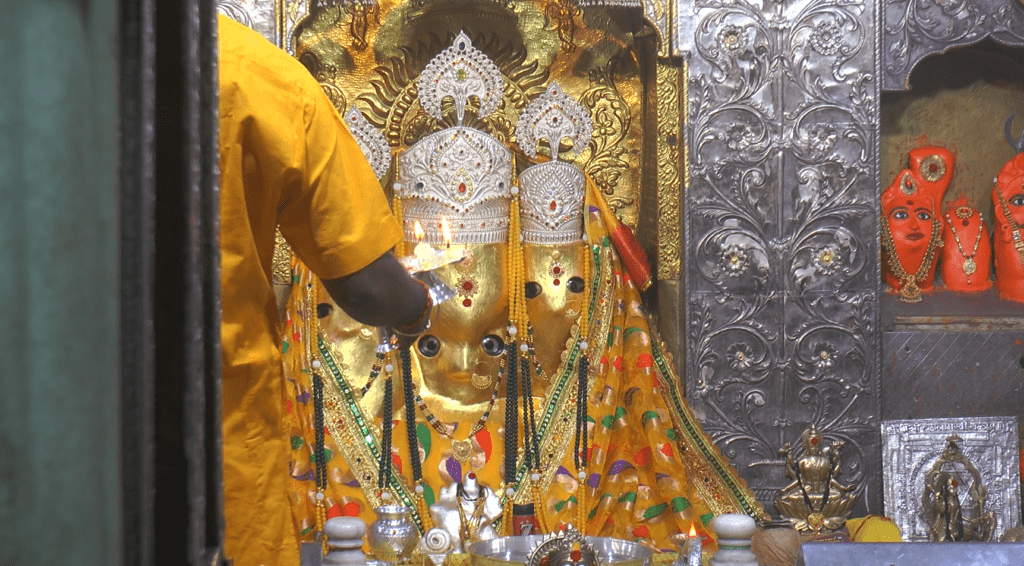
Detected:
left=278, top=82, right=430, bottom=337
left=321, top=252, right=429, bottom=329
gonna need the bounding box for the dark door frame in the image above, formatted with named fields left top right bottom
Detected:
left=120, top=1, right=225, bottom=564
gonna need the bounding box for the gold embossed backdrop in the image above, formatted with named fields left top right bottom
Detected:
left=290, top=0, right=646, bottom=223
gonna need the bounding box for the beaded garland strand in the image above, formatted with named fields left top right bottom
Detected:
left=360, top=351, right=387, bottom=397
left=299, top=270, right=332, bottom=554
left=509, top=174, right=549, bottom=534
left=574, top=237, right=594, bottom=533
left=378, top=365, right=395, bottom=499
left=400, top=350, right=422, bottom=486
left=393, top=192, right=406, bottom=257
left=509, top=194, right=540, bottom=476
left=312, top=369, right=329, bottom=553
left=501, top=186, right=525, bottom=534
left=504, top=177, right=552, bottom=535
left=293, top=263, right=369, bottom=553
left=400, top=348, right=434, bottom=530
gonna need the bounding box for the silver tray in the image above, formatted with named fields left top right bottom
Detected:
left=466, top=535, right=653, bottom=566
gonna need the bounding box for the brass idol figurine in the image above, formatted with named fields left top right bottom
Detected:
left=922, top=435, right=996, bottom=542
left=774, top=425, right=857, bottom=533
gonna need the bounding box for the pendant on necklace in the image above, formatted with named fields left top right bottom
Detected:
left=900, top=279, right=922, bottom=303
left=451, top=438, right=475, bottom=463
left=962, top=257, right=977, bottom=276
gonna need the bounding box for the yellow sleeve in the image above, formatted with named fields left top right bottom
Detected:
left=277, top=83, right=402, bottom=280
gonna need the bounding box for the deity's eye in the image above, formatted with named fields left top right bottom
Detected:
left=316, top=303, right=333, bottom=318
left=525, top=282, right=542, bottom=299
left=892, top=210, right=908, bottom=220
left=567, top=277, right=585, bottom=293
left=917, top=211, right=931, bottom=221
left=1011, top=194, right=1024, bottom=207
left=418, top=335, right=441, bottom=357
left=481, top=334, right=505, bottom=357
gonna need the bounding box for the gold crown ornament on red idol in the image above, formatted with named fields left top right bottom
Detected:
left=396, top=32, right=513, bottom=245
left=516, top=82, right=592, bottom=245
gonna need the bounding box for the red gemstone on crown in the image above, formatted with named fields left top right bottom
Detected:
left=463, top=281, right=474, bottom=291
left=550, top=200, right=557, bottom=211
left=552, top=266, right=561, bottom=275
left=459, top=183, right=467, bottom=193
left=463, top=298, right=473, bottom=307
left=570, top=550, right=582, bottom=562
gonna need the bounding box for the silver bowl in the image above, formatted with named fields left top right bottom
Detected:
left=466, top=535, right=653, bottom=566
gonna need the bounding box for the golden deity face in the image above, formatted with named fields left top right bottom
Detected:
left=412, top=243, right=510, bottom=421
left=402, top=240, right=588, bottom=421
left=524, top=242, right=588, bottom=376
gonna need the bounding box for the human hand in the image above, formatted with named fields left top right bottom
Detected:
left=393, top=333, right=420, bottom=352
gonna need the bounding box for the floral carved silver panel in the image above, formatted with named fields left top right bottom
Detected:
left=883, top=0, right=1024, bottom=91
left=679, top=0, right=881, bottom=514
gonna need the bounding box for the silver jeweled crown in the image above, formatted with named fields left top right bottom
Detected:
left=417, top=31, right=503, bottom=124
left=344, top=106, right=391, bottom=180
left=516, top=82, right=592, bottom=244
left=397, top=33, right=512, bottom=245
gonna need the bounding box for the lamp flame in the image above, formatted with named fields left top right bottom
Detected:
left=440, top=216, right=452, bottom=248
left=414, top=220, right=425, bottom=242
left=688, top=524, right=697, bottom=538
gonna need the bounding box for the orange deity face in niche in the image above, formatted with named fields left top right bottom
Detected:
left=411, top=243, right=511, bottom=421
left=882, top=171, right=941, bottom=295
left=887, top=199, right=936, bottom=253
left=523, top=242, right=587, bottom=377
left=992, top=152, right=1024, bottom=302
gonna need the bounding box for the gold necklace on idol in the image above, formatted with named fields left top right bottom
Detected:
left=944, top=207, right=983, bottom=284
left=411, top=351, right=505, bottom=464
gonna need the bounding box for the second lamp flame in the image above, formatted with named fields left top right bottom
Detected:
left=414, top=220, right=425, bottom=242
left=440, top=216, right=452, bottom=248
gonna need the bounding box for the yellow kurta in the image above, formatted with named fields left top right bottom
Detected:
left=218, top=15, right=402, bottom=566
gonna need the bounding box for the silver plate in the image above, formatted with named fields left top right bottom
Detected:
left=467, top=536, right=653, bottom=566
left=881, top=416, right=1021, bottom=541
